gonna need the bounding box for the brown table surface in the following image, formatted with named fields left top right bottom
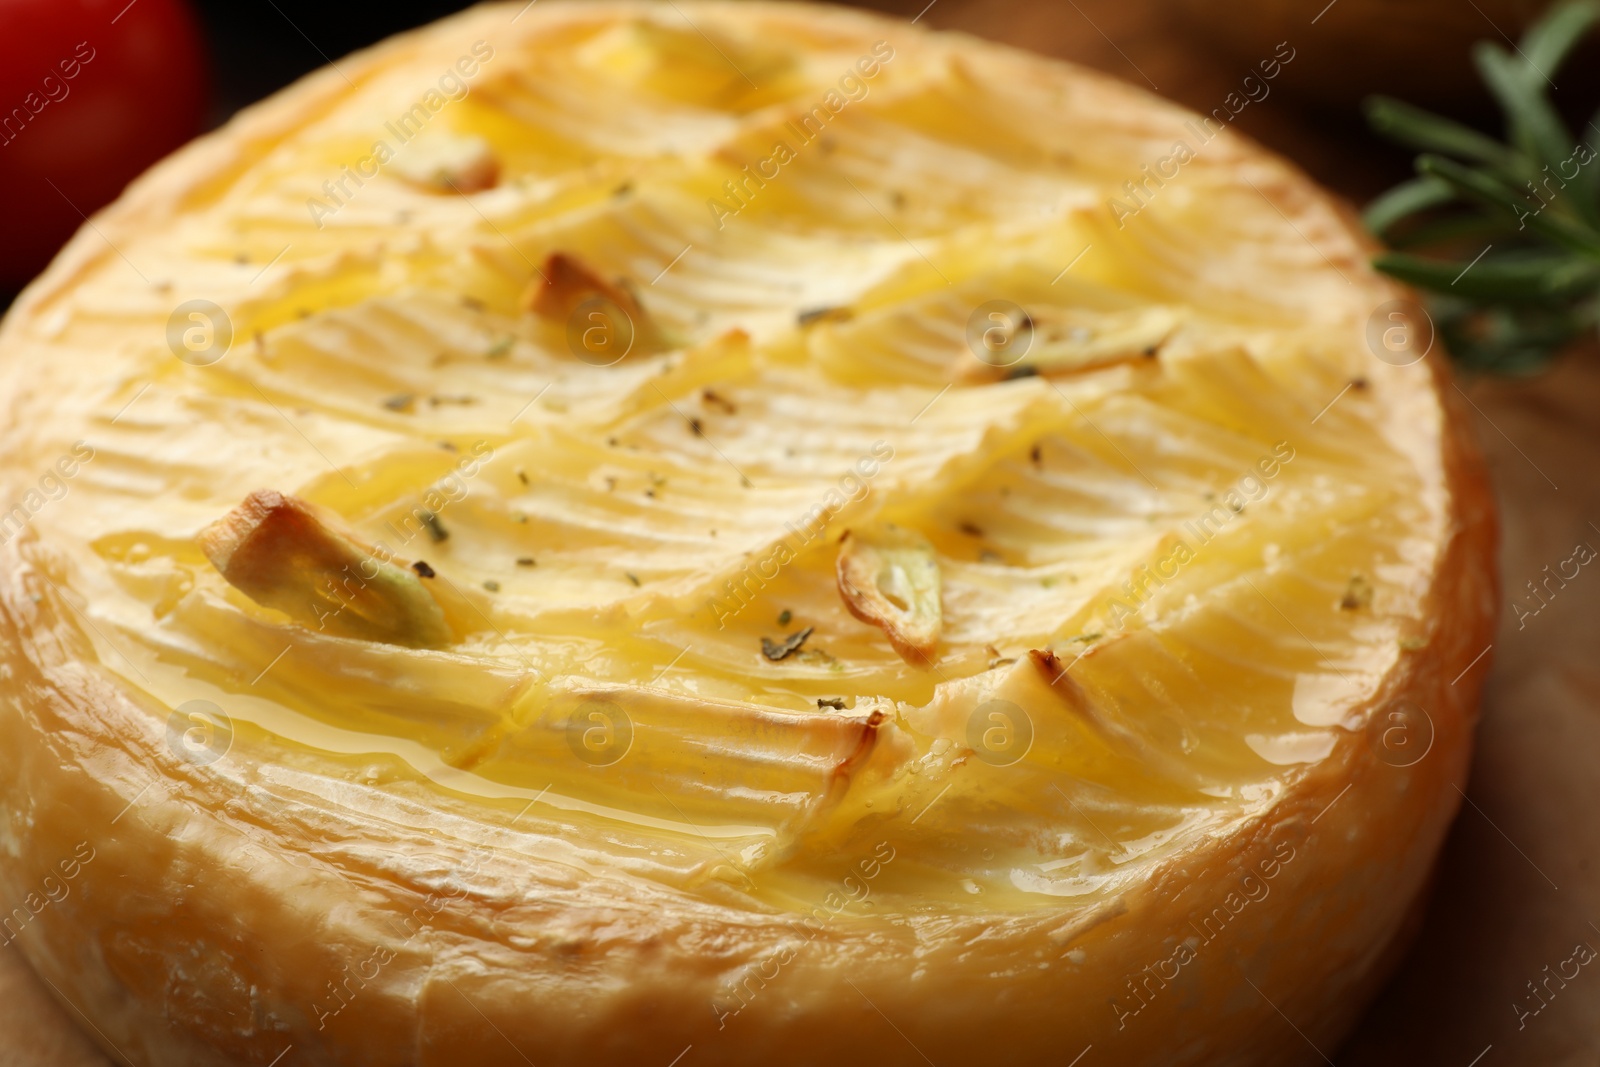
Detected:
left=5, top=1, right=1598, bottom=1064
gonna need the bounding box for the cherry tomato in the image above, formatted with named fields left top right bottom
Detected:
left=0, top=0, right=209, bottom=290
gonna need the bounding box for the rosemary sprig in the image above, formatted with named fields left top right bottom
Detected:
left=1364, top=0, right=1600, bottom=373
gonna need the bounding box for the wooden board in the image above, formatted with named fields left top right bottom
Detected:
left=4, top=1, right=1596, bottom=1063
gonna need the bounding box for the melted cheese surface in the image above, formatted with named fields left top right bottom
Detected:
left=0, top=1, right=1446, bottom=917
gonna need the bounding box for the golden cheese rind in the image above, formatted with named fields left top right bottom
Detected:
left=0, top=3, right=1496, bottom=1066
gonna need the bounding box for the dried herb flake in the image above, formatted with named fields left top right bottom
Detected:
left=420, top=511, right=449, bottom=543
left=761, top=627, right=813, bottom=662
left=797, top=306, right=853, bottom=327
left=1340, top=574, right=1374, bottom=611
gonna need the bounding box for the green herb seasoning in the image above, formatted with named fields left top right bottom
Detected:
left=761, top=627, right=813, bottom=662
left=420, top=511, right=448, bottom=543
left=1365, top=0, right=1600, bottom=371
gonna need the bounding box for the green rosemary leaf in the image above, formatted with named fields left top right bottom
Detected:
left=1569, top=102, right=1600, bottom=226
left=1433, top=297, right=1593, bottom=374
left=1364, top=0, right=1600, bottom=372
left=1419, top=154, right=1600, bottom=256
left=1369, top=253, right=1474, bottom=294
left=1364, top=96, right=1524, bottom=175
left=1415, top=154, right=1533, bottom=215
left=1374, top=249, right=1600, bottom=302
left=1364, top=175, right=1455, bottom=237
left=1474, top=42, right=1576, bottom=181
left=1384, top=213, right=1518, bottom=251
left=1523, top=0, right=1600, bottom=75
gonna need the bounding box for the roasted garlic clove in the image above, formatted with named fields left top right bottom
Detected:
left=521, top=252, right=663, bottom=361
left=198, top=490, right=453, bottom=649
left=392, top=132, right=501, bottom=194
left=836, top=523, right=942, bottom=665
left=522, top=252, right=643, bottom=322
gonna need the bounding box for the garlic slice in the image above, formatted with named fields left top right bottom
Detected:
left=836, top=522, right=942, bottom=665
left=198, top=490, right=452, bottom=649
left=392, top=132, right=500, bottom=194
left=957, top=305, right=1179, bottom=383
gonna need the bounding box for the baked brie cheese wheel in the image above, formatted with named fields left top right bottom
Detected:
left=0, top=3, right=1496, bottom=1065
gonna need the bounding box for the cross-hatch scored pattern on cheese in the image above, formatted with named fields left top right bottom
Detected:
left=20, top=3, right=1445, bottom=915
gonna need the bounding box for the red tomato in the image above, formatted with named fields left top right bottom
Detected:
left=0, top=0, right=209, bottom=289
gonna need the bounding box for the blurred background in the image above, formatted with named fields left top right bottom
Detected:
left=2, top=1, right=1599, bottom=1064
left=4, top=0, right=1597, bottom=308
